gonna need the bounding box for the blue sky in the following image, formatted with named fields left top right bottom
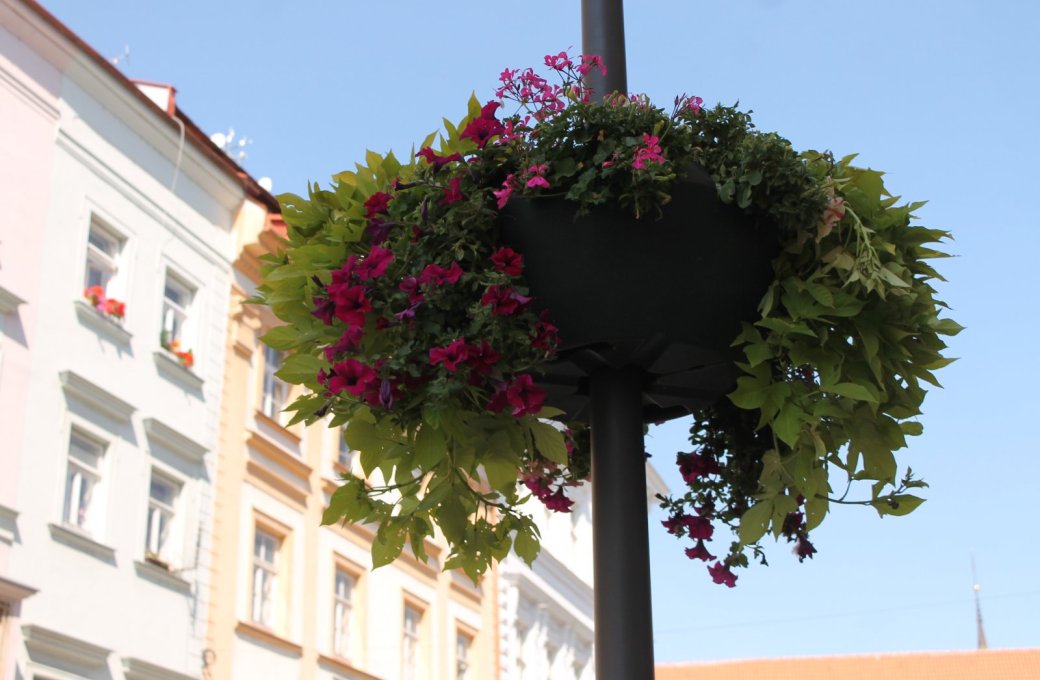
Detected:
left=40, top=0, right=1040, bottom=663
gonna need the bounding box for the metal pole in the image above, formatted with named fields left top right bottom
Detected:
left=581, top=0, right=628, bottom=96
left=590, top=366, right=655, bottom=679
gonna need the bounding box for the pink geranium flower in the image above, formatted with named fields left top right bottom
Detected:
left=632, top=133, right=665, bottom=170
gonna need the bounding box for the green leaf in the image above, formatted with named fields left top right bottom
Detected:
left=322, top=484, right=352, bottom=525
left=372, top=520, right=408, bottom=568
left=414, top=425, right=448, bottom=470
left=772, top=404, right=805, bottom=447
left=872, top=494, right=925, bottom=517
left=824, top=382, right=879, bottom=403
left=513, top=524, right=541, bottom=565
left=261, top=326, right=302, bottom=351
left=276, top=352, right=326, bottom=385
left=738, top=501, right=773, bottom=544
left=529, top=421, right=568, bottom=465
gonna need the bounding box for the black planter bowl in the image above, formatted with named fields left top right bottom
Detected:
left=498, top=165, right=779, bottom=423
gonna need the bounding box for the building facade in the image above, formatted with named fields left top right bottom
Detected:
left=0, top=1, right=276, bottom=677
left=203, top=209, right=499, bottom=680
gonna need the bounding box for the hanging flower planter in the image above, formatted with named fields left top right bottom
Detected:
left=256, top=50, right=959, bottom=585
left=499, top=162, right=778, bottom=422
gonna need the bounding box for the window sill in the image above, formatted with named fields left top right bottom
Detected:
left=235, top=620, right=303, bottom=656
left=154, top=350, right=204, bottom=391
left=134, top=558, right=191, bottom=594
left=48, top=522, right=116, bottom=563
left=318, top=653, right=383, bottom=680
left=74, top=299, right=131, bottom=345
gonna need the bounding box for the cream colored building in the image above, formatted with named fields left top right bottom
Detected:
left=205, top=215, right=499, bottom=680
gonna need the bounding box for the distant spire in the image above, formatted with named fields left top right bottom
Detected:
left=972, top=555, right=988, bottom=650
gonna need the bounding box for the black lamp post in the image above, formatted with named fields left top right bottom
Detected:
left=581, top=2, right=657, bottom=678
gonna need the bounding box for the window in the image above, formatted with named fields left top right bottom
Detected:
left=63, top=431, right=104, bottom=535
left=161, top=273, right=194, bottom=350
left=145, top=471, right=180, bottom=566
left=332, top=568, right=356, bottom=659
left=456, top=630, right=474, bottom=680
left=336, top=427, right=354, bottom=469
left=251, top=528, right=280, bottom=627
left=84, top=219, right=122, bottom=294
left=261, top=345, right=287, bottom=419
left=402, top=603, right=423, bottom=680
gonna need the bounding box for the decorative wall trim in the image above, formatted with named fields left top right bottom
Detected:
left=22, top=623, right=111, bottom=668
left=0, top=284, right=26, bottom=315
left=0, top=574, right=38, bottom=602
left=234, top=620, right=303, bottom=657
left=59, top=369, right=135, bottom=422
left=122, top=655, right=199, bottom=680
left=143, top=417, right=207, bottom=463
left=74, top=299, right=133, bottom=345
left=153, top=350, right=205, bottom=391
left=317, top=653, right=385, bottom=680
left=48, top=522, right=117, bottom=563
left=133, top=560, right=192, bottom=595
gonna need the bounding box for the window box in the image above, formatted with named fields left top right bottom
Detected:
left=48, top=522, right=116, bottom=563
left=154, top=349, right=204, bottom=390
left=74, top=299, right=132, bottom=345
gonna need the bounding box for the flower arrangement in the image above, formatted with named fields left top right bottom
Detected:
left=160, top=333, right=195, bottom=369
left=83, top=285, right=126, bottom=320
left=256, top=51, right=958, bottom=584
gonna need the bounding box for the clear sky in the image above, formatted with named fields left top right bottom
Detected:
left=39, top=0, right=1040, bottom=664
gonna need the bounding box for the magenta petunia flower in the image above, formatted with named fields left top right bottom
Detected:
left=364, top=191, right=392, bottom=219
left=677, top=450, right=720, bottom=483
left=330, top=284, right=372, bottom=328
left=416, top=147, right=463, bottom=170
left=327, top=359, right=379, bottom=397
left=480, top=284, right=531, bottom=316
left=429, top=338, right=472, bottom=373
left=490, top=247, right=524, bottom=277
left=684, top=540, right=715, bottom=562
left=354, top=246, right=395, bottom=281
left=505, top=373, right=545, bottom=417
left=543, top=486, right=574, bottom=513
left=460, top=101, right=505, bottom=149
left=418, top=262, right=464, bottom=288
left=708, top=561, right=738, bottom=588
left=440, top=176, right=465, bottom=205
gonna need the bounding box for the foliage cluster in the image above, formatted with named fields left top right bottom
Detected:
left=255, top=51, right=958, bottom=584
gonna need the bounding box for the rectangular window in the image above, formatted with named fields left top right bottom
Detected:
left=332, top=568, right=356, bottom=659
left=402, top=603, right=423, bottom=680
left=456, top=630, right=474, bottom=680
left=337, top=427, right=354, bottom=469
left=145, top=471, right=180, bottom=566
left=63, top=431, right=103, bottom=534
left=251, top=528, right=280, bottom=628
left=261, top=345, right=287, bottom=419
left=161, top=273, right=194, bottom=349
left=84, top=219, right=122, bottom=293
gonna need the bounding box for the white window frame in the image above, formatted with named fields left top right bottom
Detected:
left=63, top=430, right=105, bottom=537
left=261, top=345, right=287, bottom=419
left=456, top=629, right=474, bottom=680
left=144, top=470, right=182, bottom=567
left=402, top=603, right=423, bottom=680
left=251, top=527, right=280, bottom=628
left=84, top=218, right=123, bottom=295
left=332, top=567, right=356, bottom=659
left=161, top=272, right=195, bottom=351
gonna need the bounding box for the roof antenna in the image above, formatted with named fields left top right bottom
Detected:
left=971, top=554, right=988, bottom=650
left=110, top=45, right=130, bottom=67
